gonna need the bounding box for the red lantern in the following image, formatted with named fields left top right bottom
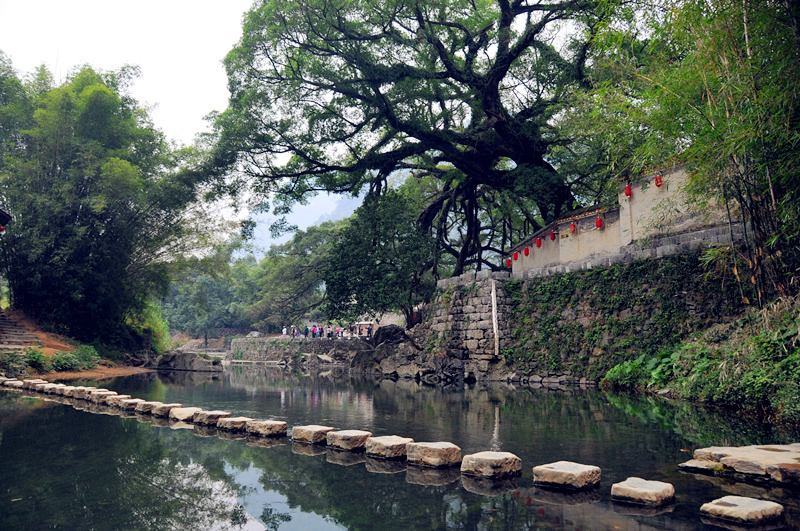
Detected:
left=596, top=216, right=603, bottom=228
left=624, top=185, right=632, bottom=197
left=570, top=222, right=576, bottom=233
left=536, top=238, right=542, bottom=248
left=550, top=231, right=556, bottom=241
left=506, top=259, right=512, bottom=267
left=513, top=252, right=519, bottom=261
left=655, top=174, right=663, bottom=187
left=523, top=247, right=529, bottom=257
left=0, top=225, right=5, bottom=232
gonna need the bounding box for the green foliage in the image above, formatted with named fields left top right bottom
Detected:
left=0, top=61, right=214, bottom=348
left=585, top=0, right=800, bottom=299
left=603, top=298, right=800, bottom=423
left=51, top=345, right=100, bottom=372
left=324, top=190, right=435, bottom=328
left=506, top=252, right=745, bottom=379
left=23, top=348, right=49, bottom=373
left=211, top=0, right=621, bottom=273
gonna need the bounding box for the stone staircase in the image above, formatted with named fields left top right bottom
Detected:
left=0, top=311, right=42, bottom=350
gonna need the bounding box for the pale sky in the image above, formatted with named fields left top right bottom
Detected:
left=0, top=0, right=357, bottom=250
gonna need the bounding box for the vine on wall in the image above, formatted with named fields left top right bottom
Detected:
left=504, top=253, right=746, bottom=379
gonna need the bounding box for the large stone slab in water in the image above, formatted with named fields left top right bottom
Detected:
left=193, top=410, right=231, bottom=426
left=105, top=395, right=132, bottom=407
left=407, top=442, right=462, bottom=468
left=90, top=391, right=118, bottom=404
left=217, top=417, right=253, bottom=431
left=135, top=401, right=163, bottom=414
left=152, top=403, right=183, bottom=417
left=22, top=379, right=47, bottom=389
left=169, top=407, right=203, bottom=422
left=74, top=387, right=97, bottom=400
left=688, top=444, right=800, bottom=484
left=365, top=435, right=414, bottom=460
left=3, top=379, right=23, bottom=388
left=532, top=461, right=601, bottom=489
left=461, top=451, right=522, bottom=479
left=247, top=420, right=287, bottom=438
left=700, top=496, right=783, bottom=525
left=292, top=425, right=335, bottom=444
left=119, top=398, right=146, bottom=411
left=611, top=477, right=675, bottom=506
left=62, top=386, right=87, bottom=398
left=327, top=430, right=373, bottom=451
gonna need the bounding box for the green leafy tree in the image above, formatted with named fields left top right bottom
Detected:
left=211, top=0, right=617, bottom=274
left=245, top=220, right=344, bottom=331
left=324, top=190, right=435, bottom=327
left=583, top=0, right=800, bottom=301
left=0, top=62, right=211, bottom=345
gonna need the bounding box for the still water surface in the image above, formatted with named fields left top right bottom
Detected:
left=1, top=367, right=798, bottom=530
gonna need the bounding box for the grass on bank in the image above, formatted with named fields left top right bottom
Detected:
left=602, top=297, right=800, bottom=424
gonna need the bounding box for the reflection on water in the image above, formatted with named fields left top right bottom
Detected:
left=1, top=366, right=799, bottom=530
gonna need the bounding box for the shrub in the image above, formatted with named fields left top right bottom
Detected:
left=24, top=348, right=50, bottom=372
left=51, top=352, right=81, bottom=371
left=73, top=345, right=100, bottom=370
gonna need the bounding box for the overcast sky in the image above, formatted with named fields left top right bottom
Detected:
left=0, top=0, right=358, bottom=251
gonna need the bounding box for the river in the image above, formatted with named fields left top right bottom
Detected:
left=1, top=366, right=798, bottom=529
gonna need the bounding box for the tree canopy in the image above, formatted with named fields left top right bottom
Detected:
left=211, top=0, right=616, bottom=275
left=0, top=60, right=212, bottom=344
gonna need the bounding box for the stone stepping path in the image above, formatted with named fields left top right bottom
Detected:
left=1, top=379, right=793, bottom=528
left=679, top=443, right=800, bottom=485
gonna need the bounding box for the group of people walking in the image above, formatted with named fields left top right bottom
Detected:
left=281, top=324, right=372, bottom=339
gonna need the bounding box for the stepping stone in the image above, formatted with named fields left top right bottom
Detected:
left=217, top=417, right=253, bottom=431
left=611, top=477, right=675, bottom=506
left=366, top=435, right=414, bottom=460
left=152, top=403, right=183, bottom=417
left=169, top=407, right=203, bottom=422
left=407, top=442, right=462, bottom=468
left=532, top=461, right=601, bottom=489
left=246, top=420, right=288, bottom=438
left=135, top=401, right=163, bottom=414
left=3, top=379, right=23, bottom=388
left=105, top=395, right=132, bottom=407
left=689, top=443, right=800, bottom=484
left=22, top=379, right=47, bottom=389
left=119, top=398, right=146, bottom=411
left=74, top=387, right=97, bottom=400
left=461, top=451, right=522, bottom=478
left=85, top=388, right=110, bottom=399
left=193, top=410, right=231, bottom=426
left=54, top=385, right=72, bottom=395
left=89, top=391, right=118, bottom=404
left=327, top=430, right=373, bottom=451
left=63, top=386, right=87, bottom=398
left=700, top=496, right=783, bottom=525
left=291, top=425, right=335, bottom=444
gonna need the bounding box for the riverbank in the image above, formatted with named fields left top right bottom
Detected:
left=36, top=365, right=154, bottom=381
left=602, top=296, right=800, bottom=424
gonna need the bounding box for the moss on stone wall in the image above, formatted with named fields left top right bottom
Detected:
left=504, top=253, right=746, bottom=379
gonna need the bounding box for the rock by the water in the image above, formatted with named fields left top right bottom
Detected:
left=688, top=444, right=800, bottom=484
left=291, top=425, right=335, bottom=444
left=22, top=379, right=47, bottom=389
left=217, top=417, right=252, bottom=431
left=407, top=442, right=462, bottom=468
left=89, top=391, right=118, bottom=404
left=74, top=387, right=97, bottom=400
left=532, top=461, right=601, bottom=489
left=148, top=351, right=223, bottom=372
left=700, top=496, right=783, bottom=525
left=366, top=435, right=414, bottom=459
left=460, top=451, right=522, bottom=478
left=246, top=420, right=287, bottom=438
left=152, top=403, right=183, bottom=417
left=193, top=410, right=231, bottom=426
left=119, top=398, right=146, bottom=411
left=169, top=407, right=203, bottom=422
left=610, top=477, right=675, bottom=506
left=3, top=379, right=23, bottom=388
left=135, top=401, right=163, bottom=414
left=105, top=395, right=132, bottom=407
left=326, top=430, right=373, bottom=451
